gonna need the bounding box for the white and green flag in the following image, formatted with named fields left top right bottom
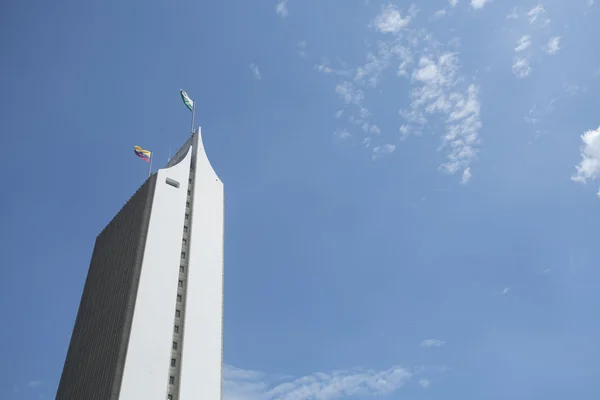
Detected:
left=180, top=89, right=194, bottom=112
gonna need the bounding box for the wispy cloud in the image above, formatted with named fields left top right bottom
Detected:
left=13, top=380, right=42, bottom=395
left=449, top=0, right=458, bottom=7
left=276, top=0, right=289, bottom=18
left=515, top=35, right=532, bottom=52
left=502, top=287, right=511, bottom=295
left=471, top=0, right=491, bottom=9
left=431, top=9, right=447, bottom=20
left=421, top=339, right=446, bottom=348
left=321, top=5, right=481, bottom=181
left=372, top=144, right=396, bottom=159
left=223, top=364, right=415, bottom=400
left=373, top=4, right=411, bottom=33
left=335, top=129, right=352, bottom=140
left=546, top=36, right=561, bottom=54
left=419, top=379, right=431, bottom=388
left=461, top=167, right=472, bottom=184
left=355, top=42, right=406, bottom=87
left=527, top=4, right=550, bottom=26
left=336, top=81, right=365, bottom=105
left=315, top=64, right=333, bottom=74
left=250, top=63, right=262, bottom=80
left=512, top=57, right=532, bottom=78
left=572, top=126, right=600, bottom=196
left=507, top=7, right=519, bottom=19
left=406, top=53, right=482, bottom=176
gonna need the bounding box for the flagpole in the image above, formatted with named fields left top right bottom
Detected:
left=191, top=100, right=196, bottom=136
left=148, top=154, right=152, bottom=178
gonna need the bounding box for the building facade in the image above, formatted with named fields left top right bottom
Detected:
left=56, top=129, right=224, bottom=400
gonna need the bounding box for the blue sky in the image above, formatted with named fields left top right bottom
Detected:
left=1, top=0, right=600, bottom=399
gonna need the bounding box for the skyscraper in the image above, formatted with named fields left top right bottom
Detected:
left=56, top=129, right=224, bottom=400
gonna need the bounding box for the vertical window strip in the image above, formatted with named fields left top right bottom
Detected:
left=167, top=168, right=194, bottom=400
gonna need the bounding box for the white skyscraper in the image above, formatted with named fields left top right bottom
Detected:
left=56, top=128, right=224, bottom=400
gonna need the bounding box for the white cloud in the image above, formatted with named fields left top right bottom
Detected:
left=546, top=36, right=561, bottom=54
left=572, top=127, right=600, bottom=188
left=250, top=63, right=262, bottom=80
left=527, top=5, right=550, bottom=25
left=449, top=0, right=458, bottom=7
left=336, top=129, right=352, bottom=140
left=512, top=58, right=532, bottom=78
left=432, top=9, right=447, bottom=20
left=374, top=4, right=411, bottom=33
left=315, top=60, right=353, bottom=77
left=502, top=287, right=511, bottom=295
left=223, top=364, right=413, bottom=400
left=401, top=51, right=482, bottom=176
left=420, top=339, right=446, bottom=348
left=336, top=81, right=365, bottom=105
left=315, top=64, right=333, bottom=74
left=399, top=124, right=410, bottom=139
left=373, top=144, right=397, bottom=159
left=276, top=0, right=289, bottom=18
left=355, top=42, right=405, bottom=87
left=515, top=35, right=531, bottom=52
left=471, top=0, right=490, bottom=9
left=369, top=125, right=381, bottom=135
left=419, top=379, right=431, bottom=388
left=461, top=167, right=472, bottom=184
left=324, top=19, right=480, bottom=180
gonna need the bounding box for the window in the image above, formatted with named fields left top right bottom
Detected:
left=184, top=226, right=188, bottom=233
left=189, top=178, right=192, bottom=183
left=173, top=341, right=178, bottom=350
left=179, top=280, right=183, bottom=288
left=180, top=265, right=184, bottom=273
left=182, top=238, right=187, bottom=246
left=171, top=358, right=176, bottom=367
left=176, top=309, right=181, bottom=317
left=174, top=325, right=179, bottom=333
left=185, top=213, right=189, bottom=220
left=170, top=376, right=175, bottom=385
left=177, top=295, right=182, bottom=302
left=181, top=252, right=186, bottom=259
left=188, top=190, right=191, bottom=195
left=165, top=178, right=180, bottom=188
left=186, top=201, right=190, bottom=207
left=168, top=395, right=173, bottom=400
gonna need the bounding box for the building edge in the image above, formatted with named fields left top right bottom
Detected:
left=178, top=127, right=224, bottom=400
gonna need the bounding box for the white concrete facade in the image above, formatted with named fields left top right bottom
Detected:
left=119, top=128, right=224, bottom=400
left=120, top=147, right=192, bottom=400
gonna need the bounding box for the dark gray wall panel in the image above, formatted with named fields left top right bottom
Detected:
left=56, top=175, right=157, bottom=400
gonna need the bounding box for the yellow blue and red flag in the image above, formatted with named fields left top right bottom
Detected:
left=134, top=145, right=151, bottom=163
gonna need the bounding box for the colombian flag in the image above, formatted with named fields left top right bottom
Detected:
left=134, top=146, right=151, bottom=163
